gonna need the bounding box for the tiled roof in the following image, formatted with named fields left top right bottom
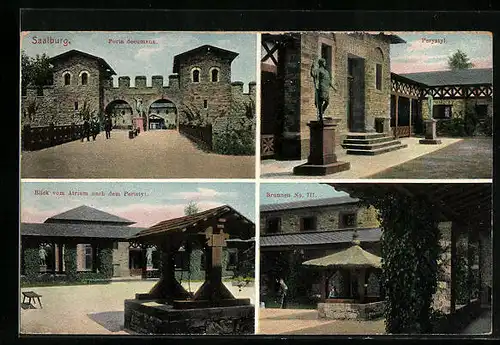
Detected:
left=260, top=227, right=381, bottom=247
left=45, top=205, right=135, bottom=225
left=48, top=49, right=116, bottom=75
left=173, top=45, right=239, bottom=73
left=130, top=205, right=254, bottom=240
left=399, top=68, right=492, bottom=86
left=21, top=222, right=144, bottom=239
left=260, top=196, right=359, bottom=213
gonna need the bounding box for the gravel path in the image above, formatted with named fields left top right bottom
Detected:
left=21, top=130, right=255, bottom=178
left=20, top=281, right=255, bottom=334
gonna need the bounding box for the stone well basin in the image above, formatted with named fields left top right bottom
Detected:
left=318, top=297, right=385, bottom=320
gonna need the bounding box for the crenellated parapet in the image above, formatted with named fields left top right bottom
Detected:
left=107, top=75, right=181, bottom=90
left=25, top=85, right=55, bottom=98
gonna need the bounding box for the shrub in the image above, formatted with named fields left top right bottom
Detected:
left=24, top=247, right=40, bottom=282
left=98, top=247, right=114, bottom=278
left=436, top=118, right=467, bottom=137
left=213, top=117, right=255, bottom=155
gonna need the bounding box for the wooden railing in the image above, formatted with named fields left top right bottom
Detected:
left=179, top=123, right=213, bottom=150
left=22, top=123, right=86, bottom=151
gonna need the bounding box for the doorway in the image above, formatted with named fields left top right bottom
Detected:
left=347, top=56, right=366, bottom=132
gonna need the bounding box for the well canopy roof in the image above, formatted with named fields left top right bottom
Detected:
left=302, top=243, right=382, bottom=269
left=45, top=205, right=136, bottom=225
left=129, top=205, right=254, bottom=241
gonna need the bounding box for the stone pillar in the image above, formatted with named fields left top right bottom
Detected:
left=450, top=222, right=458, bottom=314
left=419, top=119, right=442, bottom=144
left=394, top=95, right=399, bottom=138
left=293, top=118, right=350, bottom=176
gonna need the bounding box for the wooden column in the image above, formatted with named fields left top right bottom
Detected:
left=394, top=95, right=399, bottom=138
left=450, top=222, right=458, bottom=314
left=409, top=99, right=413, bottom=137
left=58, top=243, right=64, bottom=273
left=320, top=271, right=327, bottom=300
left=92, top=243, right=98, bottom=273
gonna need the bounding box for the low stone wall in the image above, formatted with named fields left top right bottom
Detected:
left=318, top=301, right=385, bottom=320
left=124, top=299, right=254, bottom=335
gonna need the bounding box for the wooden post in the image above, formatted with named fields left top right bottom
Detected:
left=409, top=98, right=413, bottom=137
left=141, top=247, right=148, bottom=279
left=450, top=222, right=458, bottom=314
left=58, top=243, right=64, bottom=273
left=395, top=95, right=399, bottom=138
left=320, top=271, right=327, bottom=301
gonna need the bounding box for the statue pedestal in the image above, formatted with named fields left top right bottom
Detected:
left=419, top=119, right=442, bottom=145
left=293, top=119, right=350, bottom=176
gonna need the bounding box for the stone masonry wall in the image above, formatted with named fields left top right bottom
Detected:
left=260, top=203, right=380, bottom=234
left=113, top=241, right=130, bottom=277
left=178, top=53, right=233, bottom=124
left=421, top=97, right=493, bottom=120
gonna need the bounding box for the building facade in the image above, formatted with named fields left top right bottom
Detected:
left=22, top=45, right=256, bottom=131
left=261, top=32, right=406, bottom=160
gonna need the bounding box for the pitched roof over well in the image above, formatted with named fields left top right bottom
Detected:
left=400, top=68, right=493, bottom=86
left=261, top=196, right=359, bottom=213
left=21, top=222, right=144, bottom=239
left=48, top=49, right=116, bottom=75
left=130, top=205, right=254, bottom=240
left=260, top=227, right=381, bottom=248
left=173, top=45, right=239, bottom=73
left=45, top=205, right=135, bottom=225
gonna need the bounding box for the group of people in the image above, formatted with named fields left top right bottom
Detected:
left=81, top=116, right=113, bottom=142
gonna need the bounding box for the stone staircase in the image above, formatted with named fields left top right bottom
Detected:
left=341, top=132, right=407, bottom=156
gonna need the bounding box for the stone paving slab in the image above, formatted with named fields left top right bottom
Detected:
left=20, top=281, right=255, bottom=334
left=21, top=130, right=255, bottom=178
left=260, top=137, right=462, bottom=179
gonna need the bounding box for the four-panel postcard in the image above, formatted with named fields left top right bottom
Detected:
left=18, top=9, right=494, bottom=340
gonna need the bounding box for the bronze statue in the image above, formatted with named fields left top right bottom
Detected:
left=310, top=58, right=336, bottom=122
left=427, top=94, right=434, bottom=119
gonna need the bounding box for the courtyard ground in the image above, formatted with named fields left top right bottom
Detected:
left=21, top=130, right=255, bottom=178
left=20, top=280, right=255, bottom=334
left=368, top=138, right=493, bottom=179
left=257, top=308, right=385, bottom=335
left=260, top=137, right=492, bottom=179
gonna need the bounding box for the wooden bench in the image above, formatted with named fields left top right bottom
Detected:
left=22, top=291, right=43, bottom=308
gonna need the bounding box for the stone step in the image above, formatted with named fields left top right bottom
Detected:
left=345, top=132, right=387, bottom=140
left=346, top=143, right=408, bottom=156
left=342, top=136, right=395, bottom=145
left=342, top=140, right=402, bottom=151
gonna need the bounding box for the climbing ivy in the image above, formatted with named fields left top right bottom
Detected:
left=24, top=247, right=40, bottom=282
left=98, top=247, right=114, bottom=278
left=64, top=244, right=78, bottom=281
left=360, top=191, right=441, bottom=334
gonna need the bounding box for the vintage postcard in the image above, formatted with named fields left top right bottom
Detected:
left=259, top=31, right=493, bottom=179
left=20, top=31, right=257, bottom=178
left=258, top=182, right=492, bottom=335
left=20, top=181, right=256, bottom=334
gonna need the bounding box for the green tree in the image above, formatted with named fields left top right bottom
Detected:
left=447, top=50, right=474, bottom=71
left=184, top=201, right=200, bottom=216
left=21, top=50, right=53, bottom=95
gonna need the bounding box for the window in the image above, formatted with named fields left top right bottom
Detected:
left=376, top=64, right=382, bottom=90
left=192, top=69, right=200, bottom=83
left=210, top=68, right=219, bottom=82
left=227, top=251, right=238, bottom=268
left=84, top=244, right=93, bottom=270
left=266, top=217, right=281, bottom=233
left=433, top=105, right=452, bottom=119
left=321, top=43, right=332, bottom=74
left=64, top=73, right=71, bottom=85
left=340, top=213, right=357, bottom=228
left=203, top=100, right=208, bottom=109
left=81, top=72, right=88, bottom=85
left=74, top=101, right=78, bottom=110
left=300, top=216, right=317, bottom=231
left=113, top=242, right=119, bottom=250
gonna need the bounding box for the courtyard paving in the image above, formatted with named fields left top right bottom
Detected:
left=258, top=308, right=385, bottom=335
left=260, top=137, right=492, bottom=179
left=20, top=280, right=255, bottom=334
left=21, top=130, right=255, bottom=178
